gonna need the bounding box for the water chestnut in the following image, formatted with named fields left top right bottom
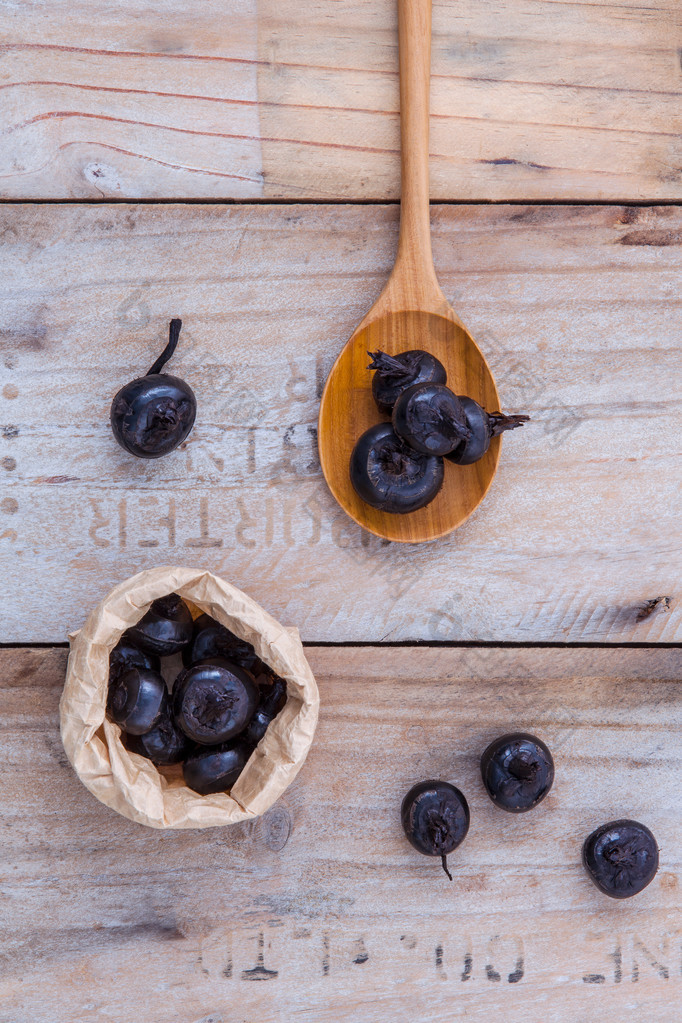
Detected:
left=350, top=422, right=444, bottom=514
left=401, top=780, right=470, bottom=880
left=480, top=732, right=554, bottom=813
left=582, top=819, right=659, bottom=899
left=110, top=318, right=196, bottom=458
left=183, top=740, right=253, bottom=795
left=125, top=593, right=193, bottom=657
left=244, top=674, right=288, bottom=745
left=124, top=706, right=191, bottom=765
left=107, top=666, right=167, bottom=735
left=368, top=349, right=446, bottom=415
left=392, top=382, right=470, bottom=455
left=182, top=613, right=261, bottom=674
left=109, top=638, right=160, bottom=685
left=447, top=396, right=529, bottom=466
left=172, top=658, right=259, bottom=745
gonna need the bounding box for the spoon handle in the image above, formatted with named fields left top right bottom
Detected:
left=394, top=0, right=439, bottom=298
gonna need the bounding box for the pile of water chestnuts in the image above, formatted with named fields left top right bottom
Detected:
left=350, top=350, right=530, bottom=514
left=106, top=593, right=287, bottom=794
left=402, top=732, right=659, bottom=899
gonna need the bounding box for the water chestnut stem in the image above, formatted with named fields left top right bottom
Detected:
left=147, top=318, right=183, bottom=376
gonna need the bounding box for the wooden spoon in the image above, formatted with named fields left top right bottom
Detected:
left=318, top=0, right=501, bottom=543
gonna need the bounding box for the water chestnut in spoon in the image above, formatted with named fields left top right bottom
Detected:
left=350, top=422, right=444, bottom=514
left=125, top=593, right=193, bottom=657
left=107, top=666, right=167, bottom=735
left=582, top=819, right=659, bottom=899
left=368, top=349, right=447, bottom=415
left=447, top=397, right=529, bottom=467
left=173, top=658, right=259, bottom=745
left=110, top=318, right=196, bottom=458
left=392, top=382, right=470, bottom=456
left=401, top=780, right=470, bottom=880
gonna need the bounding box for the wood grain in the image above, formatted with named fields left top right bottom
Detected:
left=0, top=645, right=680, bottom=1023
left=0, top=202, right=680, bottom=642
left=1, top=0, right=680, bottom=200
left=258, top=0, right=682, bottom=201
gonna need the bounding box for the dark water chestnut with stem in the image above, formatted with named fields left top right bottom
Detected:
left=392, top=382, right=470, bottom=455
left=107, top=666, right=167, bottom=736
left=173, top=658, right=259, bottom=745
left=582, top=819, right=659, bottom=899
left=480, top=732, right=554, bottom=813
left=401, top=780, right=470, bottom=880
left=111, top=318, right=196, bottom=458
left=350, top=422, right=444, bottom=514
left=125, top=593, right=193, bottom=657
left=447, top=396, right=529, bottom=467
left=368, top=349, right=447, bottom=415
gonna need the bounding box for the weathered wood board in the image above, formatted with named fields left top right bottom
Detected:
left=0, top=645, right=680, bottom=1023
left=1, top=0, right=680, bottom=200
left=1, top=202, right=680, bottom=644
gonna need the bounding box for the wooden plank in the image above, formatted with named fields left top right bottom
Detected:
left=1, top=0, right=680, bottom=200
left=0, top=645, right=680, bottom=1022
left=1, top=202, right=680, bottom=644
left=0, top=0, right=265, bottom=199
left=257, top=0, right=682, bottom=201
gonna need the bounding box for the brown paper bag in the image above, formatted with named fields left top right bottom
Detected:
left=60, top=566, right=320, bottom=829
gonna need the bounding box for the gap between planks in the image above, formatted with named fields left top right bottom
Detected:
left=1, top=198, right=682, bottom=207
left=1, top=641, right=682, bottom=649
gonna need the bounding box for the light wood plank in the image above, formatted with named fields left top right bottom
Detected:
left=0, top=202, right=680, bottom=643
left=257, top=0, right=682, bottom=201
left=0, top=0, right=680, bottom=200
left=0, top=646, right=680, bottom=1022
left=0, top=0, right=265, bottom=198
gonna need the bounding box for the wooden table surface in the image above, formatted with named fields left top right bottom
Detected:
left=1, top=1, right=681, bottom=1021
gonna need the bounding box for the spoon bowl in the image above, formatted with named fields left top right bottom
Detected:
left=319, top=308, right=500, bottom=542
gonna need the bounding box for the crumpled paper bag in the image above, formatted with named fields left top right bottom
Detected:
left=60, top=566, right=320, bottom=829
